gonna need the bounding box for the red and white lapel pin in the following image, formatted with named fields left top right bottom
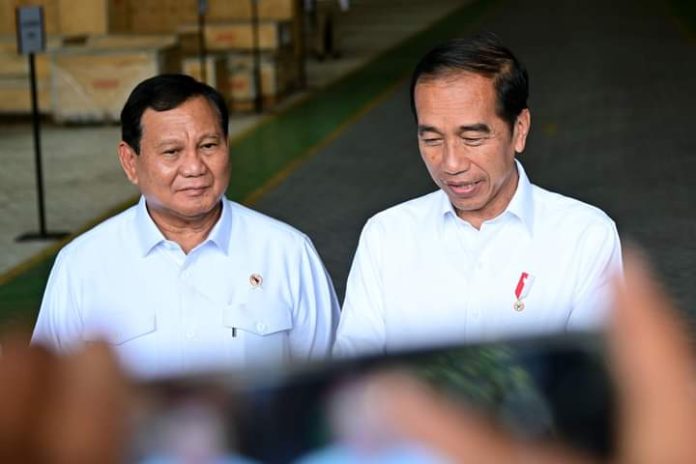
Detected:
left=513, top=272, right=535, bottom=312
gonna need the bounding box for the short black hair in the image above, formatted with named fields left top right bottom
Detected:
left=410, top=32, right=529, bottom=131
left=120, top=74, right=229, bottom=154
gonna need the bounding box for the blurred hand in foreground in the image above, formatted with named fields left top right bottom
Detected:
left=348, top=252, right=696, bottom=463
left=0, top=338, right=128, bottom=464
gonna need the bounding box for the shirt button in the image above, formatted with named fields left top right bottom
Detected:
left=256, top=322, right=267, bottom=333
left=186, top=331, right=195, bottom=339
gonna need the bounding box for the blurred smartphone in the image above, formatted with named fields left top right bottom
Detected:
left=129, top=333, right=614, bottom=463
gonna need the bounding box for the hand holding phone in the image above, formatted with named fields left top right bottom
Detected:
left=339, top=252, right=696, bottom=463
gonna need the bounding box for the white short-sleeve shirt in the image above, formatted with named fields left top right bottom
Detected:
left=334, top=161, right=623, bottom=357
left=32, top=197, right=339, bottom=379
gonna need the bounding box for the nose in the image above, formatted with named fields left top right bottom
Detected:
left=180, top=148, right=207, bottom=177
left=442, top=140, right=470, bottom=175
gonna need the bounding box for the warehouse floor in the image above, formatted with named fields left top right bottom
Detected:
left=1, top=0, right=695, bottom=333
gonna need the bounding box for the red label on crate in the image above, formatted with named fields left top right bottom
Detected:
left=92, top=79, right=120, bottom=90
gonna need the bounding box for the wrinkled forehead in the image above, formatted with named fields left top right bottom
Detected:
left=413, top=71, right=498, bottom=114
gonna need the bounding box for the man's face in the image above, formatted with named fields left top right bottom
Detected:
left=415, top=72, right=530, bottom=228
left=118, top=96, right=230, bottom=227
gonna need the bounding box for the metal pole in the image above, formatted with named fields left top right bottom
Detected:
left=251, top=0, right=262, bottom=113
left=29, top=51, right=47, bottom=237
left=15, top=5, right=68, bottom=242
left=197, top=7, right=207, bottom=83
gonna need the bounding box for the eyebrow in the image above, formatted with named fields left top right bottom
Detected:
left=154, top=133, right=222, bottom=148
left=418, top=125, right=442, bottom=135
left=155, top=139, right=182, bottom=149
left=459, top=123, right=491, bottom=134
left=418, top=123, right=492, bottom=136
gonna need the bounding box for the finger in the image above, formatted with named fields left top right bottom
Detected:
left=610, top=250, right=696, bottom=463
left=351, top=372, right=594, bottom=464
left=0, top=334, right=55, bottom=463
left=38, top=342, right=130, bottom=464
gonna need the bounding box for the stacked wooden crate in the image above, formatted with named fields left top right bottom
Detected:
left=0, top=0, right=61, bottom=35
left=226, top=49, right=299, bottom=112
left=177, top=0, right=304, bottom=111
left=0, top=0, right=132, bottom=117
left=0, top=0, right=130, bottom=36
left=0, top=37, right=57, bottom=114
left=0, top=0, right=304, bottom=119
left=181, top=55, right=228, bottom=95
left=51, top=35, right=180, bottom=123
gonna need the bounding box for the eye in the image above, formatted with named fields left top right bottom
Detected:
left=201, top=142, right=218, bottom=149
left=462, top=136, right=485, bottom=147
left=421, top=137, right=443, bottom=147
left=162, top=148, right=179, bottom=156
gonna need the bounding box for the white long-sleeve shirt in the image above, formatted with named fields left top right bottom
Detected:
left=335, top=161, right=622, bottom=357
left=33, top=197, right=339, bottom=379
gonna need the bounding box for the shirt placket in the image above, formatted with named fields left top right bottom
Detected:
left=447, top=218, right=480, bottom=339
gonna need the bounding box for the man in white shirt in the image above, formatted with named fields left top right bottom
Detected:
left=334, top=33, right=622, bottom=356
left=33, top=74, right=339, bottom=379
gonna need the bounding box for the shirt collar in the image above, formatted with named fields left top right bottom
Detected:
left=134, top=196, right=165, bottom=256
left=506, top=159, right=535, bottom=235
left=438, top=159, right=535, bottom=235
left=134, top=196, right=231, bottom=256
left=206, top=198, right=232, bottom=254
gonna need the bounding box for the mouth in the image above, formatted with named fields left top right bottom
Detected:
left=178, top=185, right=210, bottom=196
left=446, top=180, right=482, bottom=197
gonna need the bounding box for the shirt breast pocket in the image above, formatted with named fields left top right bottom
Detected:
left=223, top=288, right=294, bottom=365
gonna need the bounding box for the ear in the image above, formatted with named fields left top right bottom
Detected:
left=118, top=141, right=139, bottom=186
left=513, top=109, right=531, bottom=153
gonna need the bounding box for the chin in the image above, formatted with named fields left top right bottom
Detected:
left=177, top=200, right=219, bottom=216
left=452, top=200, right=485, bottom=213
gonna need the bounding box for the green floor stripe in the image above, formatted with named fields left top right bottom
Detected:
left=0, top=0, right=497, bottom=328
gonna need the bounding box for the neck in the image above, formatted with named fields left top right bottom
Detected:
left=148, top=202, right=223, bottom=254
left=456, top=168, right=519, bottom=230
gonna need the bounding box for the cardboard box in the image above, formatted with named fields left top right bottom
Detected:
left=202, top=20, right=292, bottom=52
left=50, top=39, right=180, bottom=122
left=182, top=55, right=228, bottom=97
